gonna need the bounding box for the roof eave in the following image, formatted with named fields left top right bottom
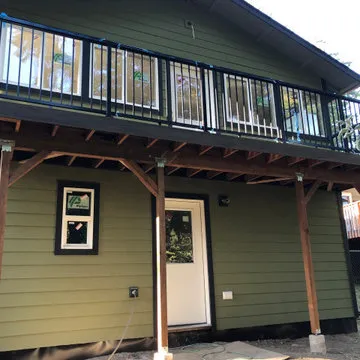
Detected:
left=233, top=0, right=360, bottom=92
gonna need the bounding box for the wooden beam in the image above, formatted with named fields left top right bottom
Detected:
left=4, top=101, right=360, bottom=168
left=94, top=158, right=105, bottom=169
left=248, top=177, right=293, bottom=185
left=288, top=157, right=305, bottom=166
left=304, top=180, right=322, bottom=205
left=45, top=152, right=63, bottom=160
left=169, top=155, right=360, bottom=185
left=8, top=150, right=51, bottom=187
left=199, top=145, right=213, bottom=156
left=51, top=125, right=59, bottom=137
left=20, top=152, right=63, bottom=164
left=207, top=171, right=222, bottom=179
left=280, top=179, right=294, bottom=186
left=85, top=129, right=95, bottom=142
left=328, top=163, right=342, bottom=170
left=267, top=154, right=283, bottom=164
left=0, top=117, right=21, bottom=134
left=295, top=180, right=321, bottom=335
left=155, top=160, right=169, bottom=353
left=309, top=159, right=325, bottom=168
left=68, top=156, right=77, bottom=166
left=187, top=168, right=202, bottom=178
left=226, top=173, right=243, bottom=181
left=117, top=134, right=129, bottom=146
left=223, top=149, right=238, bottom=159
left=166, top=167, right=180, bottom=176
left=347, top=165, right=359, bottom=171
left=5, top=129, right=360, bottom=185
left=120, top=159, right=158, bottom=197
left=246, top=175, right=262, bottom=183
left=14, top=120, right=21, bottom=133
left=144, top=164, right=155, bottom=174
left=146, top=138, right=158, bottom=149
left=327, top=181, right=334, bottom=192
left=173, top=142, right=187, bottom=152
left=247, top=151, right=262, bottom=160
left=0, top=146, right=13, bottom=278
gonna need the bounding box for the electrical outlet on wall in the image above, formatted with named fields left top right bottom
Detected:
left=222, top=291, right=233, bottom=300
left=129, top=287, right=139, bottom=298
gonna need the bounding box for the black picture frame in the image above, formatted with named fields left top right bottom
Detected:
left=55, top=180, right=100, bottom=255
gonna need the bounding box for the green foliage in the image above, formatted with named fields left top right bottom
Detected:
left=337, top=116, right=360, bottom=150
left=166, top=211, right=193, bottom=263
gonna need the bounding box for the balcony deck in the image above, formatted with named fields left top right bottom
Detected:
left=0, top=14, right=359, bottom=154
left=1, top=15, right=360, bottom=191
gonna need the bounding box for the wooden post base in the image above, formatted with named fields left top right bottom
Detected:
left=309, top=334, right=326, bottom=354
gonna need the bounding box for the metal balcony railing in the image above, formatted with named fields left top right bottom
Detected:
left=0, top=14, right=360, bottom=153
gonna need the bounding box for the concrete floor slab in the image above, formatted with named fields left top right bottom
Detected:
left=172, top=342, right=289, bottom=360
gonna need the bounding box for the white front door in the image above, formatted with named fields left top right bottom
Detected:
left=165, top=198, right=211, bottom=327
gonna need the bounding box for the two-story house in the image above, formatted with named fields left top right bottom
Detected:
left=0, top=0, right=360, bottom=359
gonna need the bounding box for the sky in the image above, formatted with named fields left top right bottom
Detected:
left=246, top=0, right=360, bottom=74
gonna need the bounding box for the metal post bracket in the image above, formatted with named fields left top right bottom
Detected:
left=156, top=158, right=167, bottom=168
left=0, top=140, right=15, bottom=152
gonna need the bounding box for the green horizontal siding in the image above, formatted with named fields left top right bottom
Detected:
left=0, top=0, right=321, bottom=88
left=0, top=166, right=153, bottom=351
left=165, top=177, right=355, bottom=331
left=0, top=165, right=354, bottom=351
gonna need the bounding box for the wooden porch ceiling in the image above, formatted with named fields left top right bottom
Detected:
left=1, top=118, right=360, bottom=191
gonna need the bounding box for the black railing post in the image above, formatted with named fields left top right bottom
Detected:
left=81, top=41, right=91, bottom=108
left=273, top=82, right=286, bottom=142
left=320, top=93, right=333, bottom=148
left=200, top=67, right=208, bottom=132
left=106, top=45, right=112, bottom=117
left=165, top=60, right=172, bottom=126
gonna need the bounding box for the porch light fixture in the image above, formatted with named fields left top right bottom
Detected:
left=218, top=195, right=230, bottom=207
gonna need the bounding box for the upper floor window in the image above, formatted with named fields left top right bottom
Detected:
left=281, top=87, right=325, bottom=137
left=224, top=74, right=278, bottom=136
left=170, top=62, right=215, bottom=128
left=90, top=44, right=159, bottom=109
left=0, top=23, right=82, bottom=95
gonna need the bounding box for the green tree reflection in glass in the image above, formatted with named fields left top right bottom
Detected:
left=165, top=210, right=193, bottom=263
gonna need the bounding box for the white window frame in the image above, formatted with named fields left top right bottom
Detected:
left=0, top=24, right=83, bottom=96
left=223, top=74, right=278, bottom=135
left=90, top=45, right=159, bottom=110
left=61, top=187, right=95, bottom=250
left=170, top=63, right=216, bottom=129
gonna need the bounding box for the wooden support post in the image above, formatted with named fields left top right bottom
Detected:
left=295, top=179, right=321, bottom=335
left=0, top=143, right=13, bottom=279
left=154, top=159, right=172, bottom=360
